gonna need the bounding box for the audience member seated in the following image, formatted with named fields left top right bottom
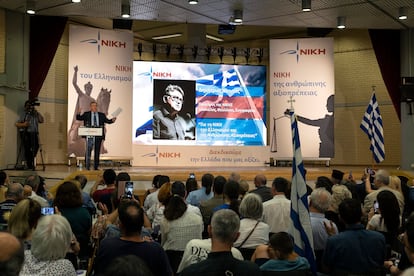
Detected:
left=228, top=172, right=241, bottom=183
left=8, top=198, right=41, bottom=250
left=213, top=180, right=240, bottom=215
left=200, top=175, right=226, bottom=238
left=263, top=177, right=291, bottom=236
left=74, top=174, right=96, bottom=215
left=314, top=176, right=333, bottom=194
left=185, top=177, right=198, bottom=198
left=385, top=213, right=414, bottom=275
left=234, top=193, right=269, bottom=260
left=180, top=209, right=260, bottom=275
left=177, top=236, right=243, bottom=273
left=250, top=174, right=273, bottom=202
left=90, top=169, right=117, bottom=213
left=239, top=180, right=250, bottom=199
left=364, top=169, right=405, bottom=217
left=0, top=183, right=24, bottom=225
left=54, top=181, right=92, bottom=264
left=0, top=231, right=24, bottom=276
left=258, top=232, right=310, bottom=272
left=161, top=181, right=203, bottom=274
left=323, top=198, right=386, bottom=275
left=325, top=183, right=352, bottom=232
left=94, top=200, right=172, bottom=276
left=20, top=215, right=77, bottom=276
left=186, top=173, right=214, bottom=207
left=308, top=188, right=338, bottom=271
left=23, top=175, right=49, bottom=207
left=143, top=174, right=161, bottom=203
left=146, top=181, right=171, bottom=239
left=143, top=175, right=170, bottom=212
left=367, top=190, right=401, bottom=258
left=0, top=170, right=10, bottom=203
left=103, top=254, right=154, bottom=276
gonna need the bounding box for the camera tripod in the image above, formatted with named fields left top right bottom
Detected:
left=15, top=130, right=45, bottom=171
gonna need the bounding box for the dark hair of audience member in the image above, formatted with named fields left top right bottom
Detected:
left=118, top=200, right=144, bottom=236
left=158, top=175, right=170, bottom=188
left=104, top=255, right=153, bottom=276
left=338, top=198, right=362, bottom=225
left=272, top=177, right=289, bottom=194
left=103, top=169, right=117, bottom=185
left=54, top=181, right=83, bottom=208
left=74, top=175, right=88, bottom=190
left=116, top=172, right=131, bottom=185
left=185, top=178, right=198, bottom=196
left=405, top=213, right=414, bottom=250
left=224, top=180, right=240, bottom=215
left=201, top=173, right=214, bottom=195
left=0, top=170, right=7, bottom=186
left=315, top=176, right=333, bottom=194
left=269, top=232, right=294, bottom=259
left=152, top=175, right=161, bottom=189
left=377, top=190, right=400, bottom=237
left=213, top=176, right=226, bottom=195
left=164, top=181, right=187, bottom=221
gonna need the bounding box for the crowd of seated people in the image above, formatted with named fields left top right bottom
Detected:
left=2, top=167, right=414, bottom=276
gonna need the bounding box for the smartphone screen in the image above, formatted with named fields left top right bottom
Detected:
left=125, top=181, right=134, bottom=198
left=373, top=201, right=379, bottom=213
left=41, top=207, right=55, bottom=215
left=189, top=173, right=195, bottom=179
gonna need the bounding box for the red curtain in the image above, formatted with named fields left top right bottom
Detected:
left=29, top=16, right=67, bottom=101
left=368, top=29, right=401, bottom=121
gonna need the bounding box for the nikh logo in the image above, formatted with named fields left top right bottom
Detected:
left=280, top=41, right=326, bottom=63
left=80, top=31, right=127, bottom=54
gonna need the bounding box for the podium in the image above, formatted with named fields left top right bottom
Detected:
left=78, top=126, right=103, bottom=137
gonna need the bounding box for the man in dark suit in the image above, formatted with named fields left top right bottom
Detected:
left=76, top=101, right=116, bottom=170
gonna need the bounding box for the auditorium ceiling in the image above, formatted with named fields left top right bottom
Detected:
left=0, top=0, right=413, bottom=48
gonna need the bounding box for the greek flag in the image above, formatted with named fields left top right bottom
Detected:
left=196, top=69, right=242, bottom=97
left=289, top=110, right=316, bottom=274
left=360, top=92, right=385, bottom=163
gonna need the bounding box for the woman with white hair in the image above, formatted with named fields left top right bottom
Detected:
left=20, top=215, right=77, bottom=276
left=233, top=193, right=269, bottom=260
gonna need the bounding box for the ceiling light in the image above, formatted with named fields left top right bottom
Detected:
left=399, top=7, right=407, bottom=20
left=228, top=16, right=242, bottom=25
left=121, top=4, right=130, bottom=18
left=337, top=16, right=346, bottom=29
left=26, top=0, right=36, bottom=15
left=152, top=33, right=182, bottom=40
left=302, top=0, right=311, bottom=12
left=72, top=0, right=81, bottom=3
left=234, top=10, right=243, bottom=23
left=188, top=0, right=198, bottom=4
left=206, top=34, right=224, bottom=42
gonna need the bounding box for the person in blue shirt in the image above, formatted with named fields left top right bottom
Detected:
left=186, top=173, right=214, bottom=207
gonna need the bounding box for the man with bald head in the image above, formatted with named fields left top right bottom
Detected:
left=0, top=232, right=24, bottom=275
left=250, top=174, right=272, bottom=202
left=0, top=182, right=24, bottom=225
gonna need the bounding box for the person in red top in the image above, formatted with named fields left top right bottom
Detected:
left=90, top=169, right=117, bottom=213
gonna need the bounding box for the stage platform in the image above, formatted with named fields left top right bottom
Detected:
left=4, top=163, right=413, bottom=194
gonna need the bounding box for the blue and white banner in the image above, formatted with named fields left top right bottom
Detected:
left=67, top=25, right=133, bottom=158
left=269, top=38, right=334, bottom=159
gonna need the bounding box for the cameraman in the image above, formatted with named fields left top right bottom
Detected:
left=15, top=100, right=44, bottom=170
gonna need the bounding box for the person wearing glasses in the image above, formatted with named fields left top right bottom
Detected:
left=153, top=84, right=187, bottom=140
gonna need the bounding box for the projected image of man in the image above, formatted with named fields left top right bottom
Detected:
left=153, top=84, right=187, bottom=140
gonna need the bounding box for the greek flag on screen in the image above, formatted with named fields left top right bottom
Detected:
left=289, top=110, right=316, bottom=274
left=360, top=92, right=385, bottom=163
left=196, top=69, right=242, bottom=97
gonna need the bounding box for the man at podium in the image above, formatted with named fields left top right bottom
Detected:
left=76, top=101, right=116, bottom=170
